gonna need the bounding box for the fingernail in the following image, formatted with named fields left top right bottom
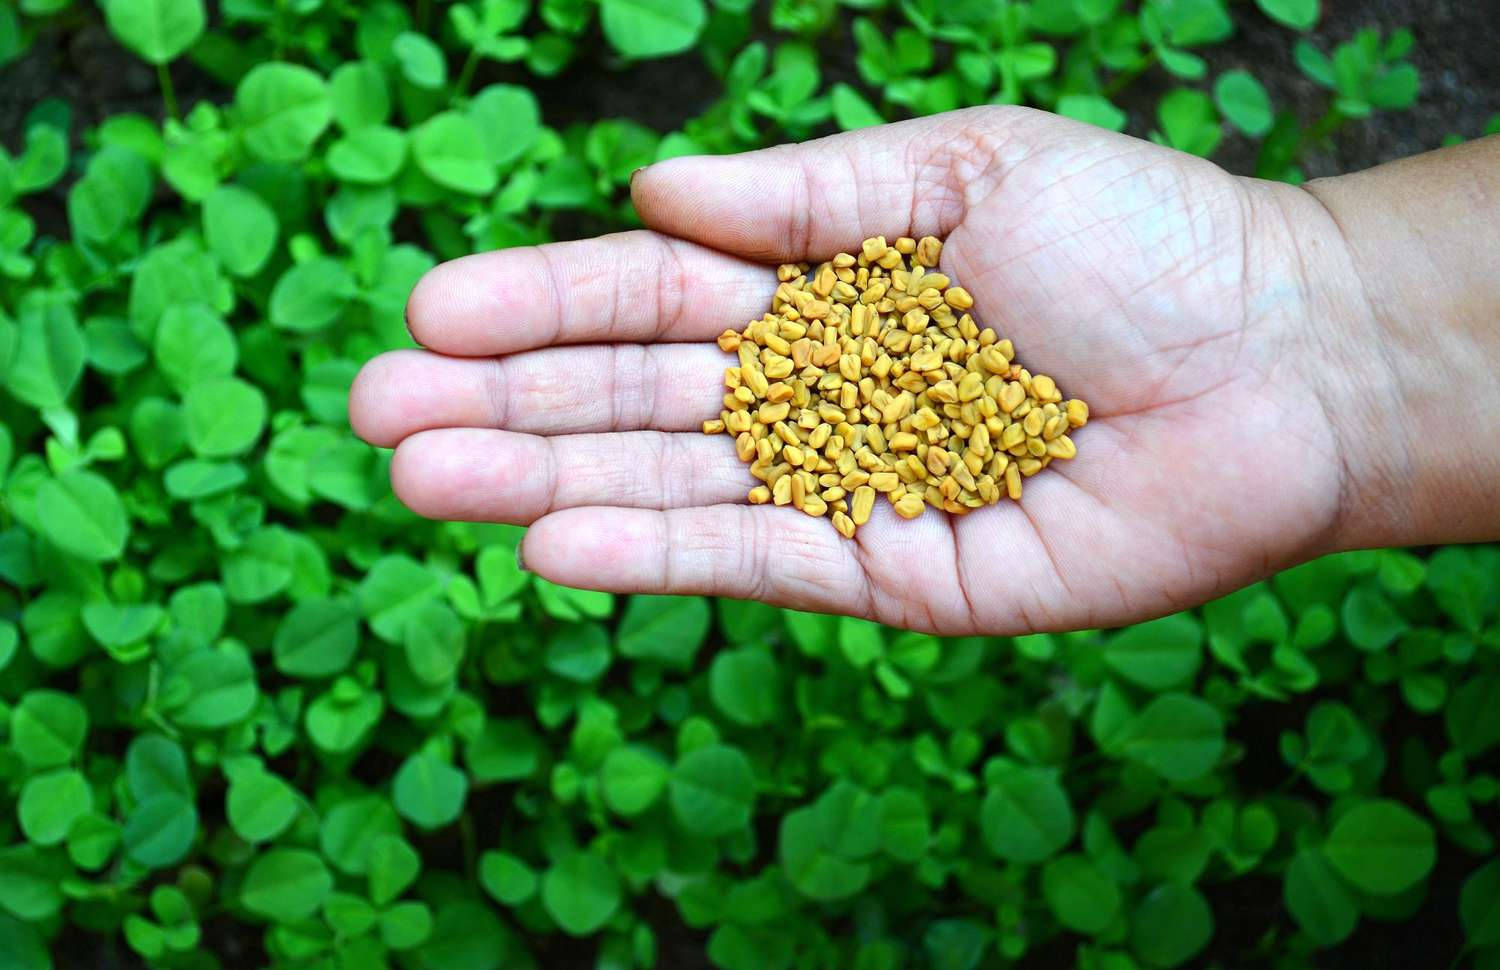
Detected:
left=629, top=165, right=649, bottom=189
left=515, top=542, right=528, bottom=573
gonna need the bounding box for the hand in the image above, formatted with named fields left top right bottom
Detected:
left=349, top=106, right=1360, bottom=635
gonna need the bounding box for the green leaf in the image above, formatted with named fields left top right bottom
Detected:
left=600, top=0, right=706, bottom=58
left=1119, top=693, right=1225, bottom=782
left=780, top=803, right=872, bottom=902
left=184, top=377, right=267, bottom=457
left=0, top=845, right=66, bottom=921
left=328, top=125, right=408, bottom=183
left=236, top=63, right=333, bottom=162
left=1461, top=861, right=1500, bottom=949
left=618, top=595, right=709, bottom=666
left=202, top=185, right=278, bottom=277
left=358, top=555, right=441, bottom=642
left=123, top=794, right=197, bottom=868
left=980, top=764, right=1074, bottom=863
left=392, top=31, right=448, bottom=88
left=831, top=83, right=883, bottom=130
left=154, top=304, right=236, bottom=392
left=1056, top=93, right=1128, bottom=131
left=1322, top=799, right=1436, bottom=896
left=1156, top=88, right=1222, bottom=156
left=368, top=834, right=421, bottom=907
left=709, top=647, right=779, bottom=726
left=331, top=61, right=391, bottom=130
left=541, top=852, right=621, bottom=936
left=467, top=85, right=541, bottom=167
left=1256, top=0, right=1317, bottom=29
left=1130, top=883, right=1214, bottom=967
left=412, top=112, right=497, bottom=195
left=274, top=597, right=360, bottom=678
left=227, top=769, right=299, bottom=842
left=81, top=601, right=164, bottom=649
left=877, top=787, right=930, bottom=862
left=6, top=299, right=84, bottom=409
left=104, top=0, right=205, bottom=64
left=669, top=743, right=756, bottom=837
left=381, top=900, right=433, bottom=950
left=1447, top=674, right=1500, bottom=757
left=240, top=848, right=333, bottom=923
left=1284, top=847, right=1358, bottom=946
left=320, top=796, right=400, bottom=875
left=270, top=258, right=357, bottom=332
left=544, top=622, right=610, bottom=682
left=600, top=745, right=669, bottom=816
left=1043, top=854, right=1122, bottom=935
left=1104, top=612, right=1202, bottom=689
left=393, top=752, right=469, bottom=829
left=1213, top=70, right=1274, bottom=135
left=480, top=851, right=537, bottom=906
left=161, top=645, right=258, bottom=728
left=1341, top=584, right=1407, bottom=650
left=18, top=769, right=93, bottom=845
left=35, top=471, right=129, bottom=561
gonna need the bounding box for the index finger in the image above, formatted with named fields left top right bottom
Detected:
left=405, top=229, right=772, bottom=357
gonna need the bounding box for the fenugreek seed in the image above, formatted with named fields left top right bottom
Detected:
left=944, top=286, right=974, bottom=310
left=851, top=485, right=876, bottom=524
left=893, top=494, right=926, bottom=518
left=773, top=475, right=792, bottom=505
left=712, top=233, right=1086, bottom=534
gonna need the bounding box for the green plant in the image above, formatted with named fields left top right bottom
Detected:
left=1, top=0, right=1496, bottom=968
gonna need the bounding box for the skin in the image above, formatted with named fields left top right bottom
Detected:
left=349, top=108, right=1500, bottom=636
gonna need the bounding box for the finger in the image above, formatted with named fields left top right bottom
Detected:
left=350, top=344, right=729, bottom=447
left=406, top=230, right=771, bottom=357
left=518, top=504, right=872, bottom=614
left=631, top=106, right=1049, bottom=262
left=388, top=428, right=752, bottom=523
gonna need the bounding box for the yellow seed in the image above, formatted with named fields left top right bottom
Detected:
left=1000, top=382, right=1025, bottom=413
left=851, top=486, right=876, bottom=524
left=1032, top=374, right=1058, bottom=402
left=748, top=485, right=770, bottom=504
left=957, top=372, right=985, bottom=402
left=773, top=475, right=792, bottom=505
left=1046, top=435, right=1077, bottom=460
left=869, top=472, right=900, bottom=492
left=802, top=494, right=828, bottom=517
left=1023, top=409, right=1045, bottom=437
left=889, top=432, right=919, bottom=452
left=703, top=419, right=725, bottom=434
left=893, top=494, right=925, bottom=518
left=944, top=286, right=974, bottom=310
left=758, top=401, right=791, bottom=424
left=1018, top=457, right=1042, bottom=476
left=1066, top=399, right=1089, bottom=428
left=914, top=236, right=942, bottom=267
left=1005, top=462, right=1021, bottom=500
left=832, top=510, right=856, bottom=538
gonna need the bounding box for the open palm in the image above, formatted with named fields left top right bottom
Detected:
left=350, top=107, right=1346, bottom=635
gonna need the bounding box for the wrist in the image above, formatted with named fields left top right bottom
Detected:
left=1275, top=142, right=1500, bottom=550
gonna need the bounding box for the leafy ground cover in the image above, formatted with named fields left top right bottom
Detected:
left=0, top=1, right=1497, bottom=968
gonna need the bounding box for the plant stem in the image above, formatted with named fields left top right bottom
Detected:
left=1304, top=105, right=1346, bottom=144
left=454, top=46, right=482, bottom=100
left=158, top=63, right=179, bottom=121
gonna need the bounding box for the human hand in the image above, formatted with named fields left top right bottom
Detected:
left=349, top=106, right=1365, bottom=635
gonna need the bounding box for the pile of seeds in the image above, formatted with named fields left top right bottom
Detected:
left=703, top=235, right=1088, bottom=539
